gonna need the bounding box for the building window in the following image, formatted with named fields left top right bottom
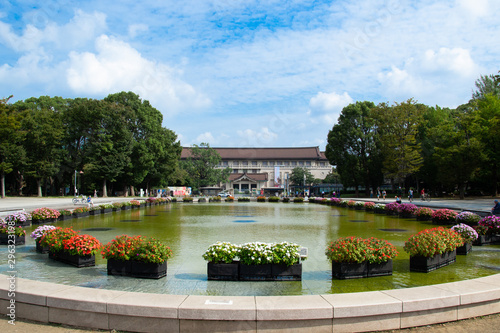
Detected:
left=233, top=184, right=239, bottom=190
left=252, top=161, right=257, bottom=166
left=306, top=161, right=311, bottom=167
left=242, top=161, right=248, bottom=166
left=299, top=161, right=304, bottom=166
left=222, top=161, right=228, bottom=166
left=284, top=161, right=289, bottom=166
left=320, top=162, right=326, bottom=167
left=262, top=161, right=268, bottom=166
left=251, top=184, right=257, bottom=189
left=233, top=161, right=239, bottom=166
left=241, top=184, right=249, bottom=190
left=233, top=169, right=238, bottom=173
left=269, top=161, right=274, bottom=166
left=242, top=169, right=248, bottom=173
left=291, top=161, right=297, bottom=166
left=251, top=169, right=258, bottom=173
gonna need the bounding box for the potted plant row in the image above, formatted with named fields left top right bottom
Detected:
left=102, top=235, right=173, bottom=279
left=58, top=209, right=74, bottom=221
left=39, top=227, right=101, bottom=267
left=203, top=241, right=306, bottom=281
left=0, top=221, right=26, bottom=245
left=403, top=227, right=462, bottom=272
left=325, top=237, right=398, bottom=279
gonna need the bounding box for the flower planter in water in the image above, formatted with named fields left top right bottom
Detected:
left=409, top=250, right=456, bottom=273
left=456, top=243, right=472, bottom=255
left=100, top=208, right=113, bottom=214
left=239, top=263, right=273, bottom=281
left=89, top=210, right=101, bottom=216
left=36, top=239, right=50, bottom=254
left=271, top=263, right=302, bottom=281
left=73, top=212, right=89, bottom=218
left=15, top=220, right=31, bottom=227
left=49, top=251, right=95, bottom=268
left=32, top=217, right=57, bottom=225
left=332, top=262, right=367, bottom=279
left=367, top=260, right=393, bottom=277
left=0, top=234, right=25, bottom=245
left=58, top=214, right=74, bottom=221
left=107, top=259, right=167, bottom=279
left=473, top=235, right=500, bottom=246
left=207, top=262, right=239, bottom=281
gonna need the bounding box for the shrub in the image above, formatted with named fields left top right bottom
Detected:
left=256, top=196, right=266, bottom=202
left=63, top=234, right=102, bottom=256
left=73, top=206, right=89, bottom=214
left=398, top=203, right=417, bottom=216
left=98, top=204, right=113, bottom=209
left=238, top=197, right=250, bottom=202
left=31, top=207, right=60, bottom=220
left=364, top=202, right=375, bottom=211
left=456, top=211, right=481, bottom=225
left=451, top=223, right=479, bottom=243
left=403, top=227, right=463, bottom=257
left=282, top=197, right=290, bottom=203
left=183, top=196, right=194, bottom=202
left=478, top=215, right=500, bottom=234
left=268, top=196, right=280, bottom=202
left=209, top=196, right=222, bottom=202
left=4, top=211, right=31, bottom=224
left=293, top=197, right=304, bottom=203
left=30, top=225, right=57, bottom=240
left=385, top=202, right=400, bottom=213
left=415, top=207, right=433, bottom=219
left=202, top=241, right=241, bottom=264
left=431, top=209, right=458, bottom=224
left=102, top=235, right=173, bottom=263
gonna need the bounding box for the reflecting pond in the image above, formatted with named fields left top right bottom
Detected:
left=1, top=202, right=500, bottom=296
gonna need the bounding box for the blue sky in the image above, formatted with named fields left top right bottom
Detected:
left=1, top=0, right=499, bottom=149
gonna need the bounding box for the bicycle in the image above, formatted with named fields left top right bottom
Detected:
left=421, top=193, right=431, bottom=202
left=72, top=195, right=87, bottom=204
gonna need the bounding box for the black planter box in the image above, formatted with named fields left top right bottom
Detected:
left=416, top=216, right=431, bottom=221
left=32, top=218, right=57, bottom=225
left=107, top=259, right=167, bottom=279
left=100, top=208, right=113, bottom=214
left=58, top=214, right=74, bottom=221
left=73, top=212, right=89, bottom=218
left=473, top=235, right=500, bottom=246
left=208, top=262, right=239, bottom=281
left=36, top=239, right=50, bottom=254
left=49, top=251, right=95, bottom=267
left=409, top=250, right=456, bottom=273
left=239, top=263, right=273, bottom=281
left=332, top=262, right=367, bottom=279
left=121, top=206, right=131, bottom=210
left=15, top=220, right=31, bottom=227
left=367, top=260, right=393, bottom=277
left=0, top=234, right=25, bottom=245
left=457, top=243, right=472, bottom=255
left=89, top=209, right=101, bottom=216
left=271, top=263, right=302, bottom=281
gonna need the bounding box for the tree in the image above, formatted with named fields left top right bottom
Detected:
left=325, top=101, right=383, bottom=196
left=431, top=104, right=485, bottom=199
left=473, top=74, right=500, bottom=100
left=290, top=167, right=314, bottom=186
left=182, top=143, right=231, bottom=190
left=0, top=96, right=26, bottom=198
left=474, top=94, right=500, bottom=195
left=373, top=99, right=424, bottom=187
left=15, top=97, right=66, bottom=197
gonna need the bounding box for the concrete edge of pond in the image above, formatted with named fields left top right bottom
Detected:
left=2, top=273, right=500, bottom=332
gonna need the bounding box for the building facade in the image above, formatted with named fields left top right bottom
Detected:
left=181, top=147, right=332, bottom=195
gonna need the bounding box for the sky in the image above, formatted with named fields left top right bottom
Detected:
left=1, top=0, right=499, bottom=150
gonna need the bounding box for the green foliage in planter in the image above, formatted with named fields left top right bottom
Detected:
left=39, top=227, right=79, bottom=252
left=293, top=197, right=304, bottom=203
left=415, top=207, right=433, bottom=219
left=99, top=204, right=114, bottom=209
left=73, top=206, right=89, bottom=214
left=102, top=235, right=173, bottom=263
left=32, top=207, right=60, bottom=219
left=403, top=227, right=463, bottom=257
left=202, top=241, right=240, bottom=264
left=225, top=196, right=234, bottom=202
left=256, top=196, right=266, bottom=202
left=238, top=197, right=250, bottom=202
left=272, top=241, right=304, bottom=266
left=339, top=200, right=348, bottom=207
left=4, top=211, right=31, bottom=224
left=183, top=196, right=194, bottom=202
left=0, top=222, right=26, bottom=236
left=364, top=202, right=375, bottom=211
left=282, top=197, right=290, bottom=202
left=129, top=200, right=141, bottom=206
left=347, top=200, right=356, bottom=208
left=209, top=196, right=221, bottom=202
left=59, top=209, right=72, bottom=215
left=431, top=209, right=457, bottom=224
left=451, top=223, right=479, bottom=243
left=112, top=202, right=124, bottom=208
left=456, top=211, right=481, bottom=225
left=171, top=197, right=178, bottom=202
left=268, top=196, right=280, bottom=202
left=325, top=237, right=397, bottom=264
left=354, top=202, right=364, bottom=209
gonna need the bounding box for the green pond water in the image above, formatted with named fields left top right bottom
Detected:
left=2, top=202, right=500, bottom=296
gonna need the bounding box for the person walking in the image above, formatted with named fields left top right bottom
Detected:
left=408, top=189, right=413, bottom=202
left=382, top=190, right=386, bottom=200
left=377, top=187, right=381, bottom=201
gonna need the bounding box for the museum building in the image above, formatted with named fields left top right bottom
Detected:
left=180, top=146, right=332, bottom=195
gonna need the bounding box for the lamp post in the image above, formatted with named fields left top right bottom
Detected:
left=303, top=174, right=306, bottom=196
left=74, top=170, right=77, bottom=196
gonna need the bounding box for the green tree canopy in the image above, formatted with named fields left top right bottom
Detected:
left=290, top=167, right=314, bottom=186
left=182, top=143, right=231, bottom=190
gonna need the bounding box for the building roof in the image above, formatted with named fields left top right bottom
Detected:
left=229, top=173, right=268, bottom=182
left=181, top=146, right=328, bottom=161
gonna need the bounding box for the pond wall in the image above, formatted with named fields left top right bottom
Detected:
left=2, top=273, right=500, bottom=332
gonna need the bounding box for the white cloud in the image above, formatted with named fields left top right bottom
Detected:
left=195, top=132, right=215, bottom=145
left=457, top=0, right=490, bottom=17
left=309, top=91, right=353, bottom=113
left=128, top=24, right=148, bottom=38
left=66, top=35, right=211, bottom=114
left=422, top=48, right=478, bottom=77
left=237, top=127, right=278, bottom=146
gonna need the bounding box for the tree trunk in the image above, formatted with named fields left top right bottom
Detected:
left=37, top=179, right=42, bottom=197
left=102, top=179, right=108, bottom=197
left=459, top=182, right=466, bottom=200
left=124, top=185, right=128, bottom=197
left=1, top=172, right=5, bottom=198
left=130, top=185, right=135, bottom=196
